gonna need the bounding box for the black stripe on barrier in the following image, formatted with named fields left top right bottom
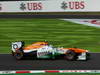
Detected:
left=0, top=14, right=100, bottom=19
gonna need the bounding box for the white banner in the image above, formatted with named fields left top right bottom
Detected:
left=0, top=0, right=100, bottom=12
left=62, top=19, right=100, bottom=28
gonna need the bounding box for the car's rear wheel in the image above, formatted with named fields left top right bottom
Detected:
left=65, top=50, right=77, bottom=61
left=11, top=51, right=15, bottom=56
left=14, top=50, right=24, bottom=60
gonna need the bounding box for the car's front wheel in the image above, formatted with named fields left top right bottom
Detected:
left=86, top=52, right=90, bottom=60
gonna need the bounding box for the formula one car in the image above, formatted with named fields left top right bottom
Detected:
left=11, top=41, right=90, bottom=60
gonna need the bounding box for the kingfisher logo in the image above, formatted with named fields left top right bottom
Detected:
left=0, top=4, right=2, bottom=11
left=61, top=1, right=85, bottom=10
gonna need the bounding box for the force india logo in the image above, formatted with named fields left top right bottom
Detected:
left=61, top=1, right=85, bottom=10
left=20, top=2, right=42, bottom=11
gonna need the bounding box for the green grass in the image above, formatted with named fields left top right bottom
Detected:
left=2, top=73, right=100, bottom=75
left=0, top=19, right=100, bottom=53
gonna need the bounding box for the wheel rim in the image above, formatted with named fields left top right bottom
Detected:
left=67, top=54, right=74, bottom=60
left=15, top=53, right=23, bottom=59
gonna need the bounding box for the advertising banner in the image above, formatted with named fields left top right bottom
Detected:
left=0, top=0, right=100, bottom=12
left=62, top=19, right=100, bottom=28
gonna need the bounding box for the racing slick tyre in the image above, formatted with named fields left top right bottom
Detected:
left=65, top=50, right=77, bottom=61
left=11, top=51, right=15, bottom=56
left=86, top=52, right=90, bottom=60
left=14, top=50, right=24, bottom=60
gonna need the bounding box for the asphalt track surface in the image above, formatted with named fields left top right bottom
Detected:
left=0, top=53, right=100, bottom=70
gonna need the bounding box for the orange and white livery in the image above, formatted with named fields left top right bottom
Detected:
left=11, top=41, right=90, bottom=60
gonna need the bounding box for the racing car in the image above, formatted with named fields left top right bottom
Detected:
left=11, top=41, right=90, bottom=60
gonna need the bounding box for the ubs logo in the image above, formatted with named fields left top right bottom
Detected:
left=20, top=3, right=26, bottom=11
left=61, top=1, right=85, bottom=10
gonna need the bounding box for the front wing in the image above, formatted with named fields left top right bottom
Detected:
left=77, top=52, right=87, bottom=60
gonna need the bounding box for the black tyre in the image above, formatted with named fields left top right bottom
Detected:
left=14, top=50, right=24, bottom=60
left=11, top=51, right=15, bottom=56
left=65, top=50, right=77, bottom=61
left=86, top=52, right=90, bottom=60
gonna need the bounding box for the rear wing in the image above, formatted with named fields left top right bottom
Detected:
left=12, top=41, right=24, bottom=52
